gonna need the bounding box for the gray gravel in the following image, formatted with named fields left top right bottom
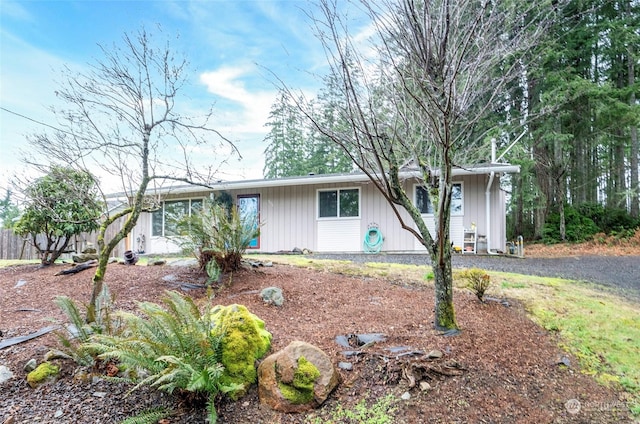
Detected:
left=309, top=253, right=640, bottom=299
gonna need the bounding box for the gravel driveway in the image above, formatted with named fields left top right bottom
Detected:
left=310, top=253, right=640, bottom=299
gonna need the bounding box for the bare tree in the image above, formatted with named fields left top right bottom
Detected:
left=26, top=28, right=238, bottom=321
left=288, top=0, right=555, bottom=330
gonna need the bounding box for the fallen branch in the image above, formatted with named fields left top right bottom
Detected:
left=54, top=259, right=98, bottom=276
left=0, top=325, right=58, bottom=350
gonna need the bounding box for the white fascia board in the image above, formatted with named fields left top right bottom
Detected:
left=207, top=164, right=520, bottom=190
left=106, top=164, right=520, bottom=199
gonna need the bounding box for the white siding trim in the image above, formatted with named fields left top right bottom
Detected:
left=414, top=215, right=464, bottom=250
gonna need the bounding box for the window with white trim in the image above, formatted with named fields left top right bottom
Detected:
left=152, top=198, right=203, bottom=237
left=415, top=183, right=463, bottom=215
left=318, top=188, right=360, bottom=218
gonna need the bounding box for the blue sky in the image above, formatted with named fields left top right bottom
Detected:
left=0, top=0, right=344, bottom=193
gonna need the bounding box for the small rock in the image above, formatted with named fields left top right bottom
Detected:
left=0, top=365, right=14, bottom=384
left=14, top=279, right=27, bottom=288
left=44, top=349, right=73, bottom=361
left=92, top=391, right=107, bottom=398
left=23, top=359, right=37, bottom=372
left=557, top=356, right=571, bottom=367
left=260, top=287, right=284, bottom=306
left=426, top=349, right=443, bottom=359
left=338, top=362, right=353, bottom=371
left=334, top=335, right=350, bottom=348
left=73, top=369, right=92, bottom=382
left=400, top=391, right=411, bottom=400
left=54, top=410, right=64, bottom=418
left=419, top=381, right=431, bottom=391
left=356, top=333, right=386, bottom=345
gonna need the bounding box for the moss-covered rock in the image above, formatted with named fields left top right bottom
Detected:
left=210, top=303, right=272, bottom=399
left=258, top=341, right=340, bottom=413
left=26, top=362, right=59, bottom=388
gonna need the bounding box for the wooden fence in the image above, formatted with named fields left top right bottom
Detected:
left=0, top=216, right=129, bottom=261
left=0, top=229, right=37, bottom=260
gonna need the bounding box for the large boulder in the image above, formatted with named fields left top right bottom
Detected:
left=258, top=341, right=340, bottom=413
left=210, top=304, right=272, bottom=399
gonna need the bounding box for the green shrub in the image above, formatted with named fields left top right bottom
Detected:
left=86, top=291, right=243, bottom=423
left=577, top=203, right=639, bottom=234
left=542, top=204, right=599, bottom=243
left=14, top=166, right=103, bottom=265
left=459, top=268, right=491, bottom=301
left=175, top=202, right=260, bottom=273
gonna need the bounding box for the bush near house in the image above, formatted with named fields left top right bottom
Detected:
left=176, top=202, right=260, bottom=274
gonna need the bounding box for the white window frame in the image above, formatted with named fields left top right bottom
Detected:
left=414, top=182, right=464, bottom=216
left=151, top=198, right=204, bottom=237
left=317, top=187, right=361, bottom=220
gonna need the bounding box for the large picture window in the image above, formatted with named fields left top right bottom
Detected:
left=152, top=198, right=203, bottom=237
left=318, top=188, right=360, bottom=218
left=416, top=183, right=463, bottom=215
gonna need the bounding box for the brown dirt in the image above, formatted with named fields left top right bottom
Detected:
left=0, top=249, right=636, bottom=423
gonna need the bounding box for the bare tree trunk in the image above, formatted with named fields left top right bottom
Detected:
left=431, top=159, right=457, bottom=331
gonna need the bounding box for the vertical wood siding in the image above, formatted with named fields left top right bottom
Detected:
left=133, top=173, right=509, bottom=255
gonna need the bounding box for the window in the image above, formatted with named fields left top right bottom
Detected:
left=152, top=198, right=203, bottom=237
left=416, top=183, right=463, bottom=215
left=237, top=194, right=260, bottom=249
left=318, top=188, right=359, bottom=218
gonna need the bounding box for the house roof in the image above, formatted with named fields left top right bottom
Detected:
left=126, top=162, right=520, bottom=197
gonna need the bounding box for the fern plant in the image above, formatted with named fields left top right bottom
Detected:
left=119, top=407, right=170, bottom=424
left=55, top=283, right=118, bottom=366
left=85, top=290, right=241, bottom=423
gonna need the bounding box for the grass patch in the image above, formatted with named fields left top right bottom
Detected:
left=250, top=254, right=431, bottom=283
left=0, top=259, right=40, bottom=268
left=500, top=280, right=527, bottom=289
left=494, top=272, right=640, bottom=414
left=305, top=393, right=397, bottom=424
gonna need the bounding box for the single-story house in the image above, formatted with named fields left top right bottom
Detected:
left=123, top=162, right=519, bottom=256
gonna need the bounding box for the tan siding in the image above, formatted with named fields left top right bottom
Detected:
left=130, top=172, right=510, bottom=254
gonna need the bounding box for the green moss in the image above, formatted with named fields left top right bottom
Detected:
left=293, top=356, right=320, bottom=391
left=279, top=356, right=321, bottom=405
left=279, top=381, right=315, bottom=405
left=26, top=362, right=59, bottom=386
left=210, top=304, right=272, bottom=399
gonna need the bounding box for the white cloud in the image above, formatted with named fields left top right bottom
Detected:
left=199, top=65, right=277, bottom=135
left=0, top=1, right=34, bottom=22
